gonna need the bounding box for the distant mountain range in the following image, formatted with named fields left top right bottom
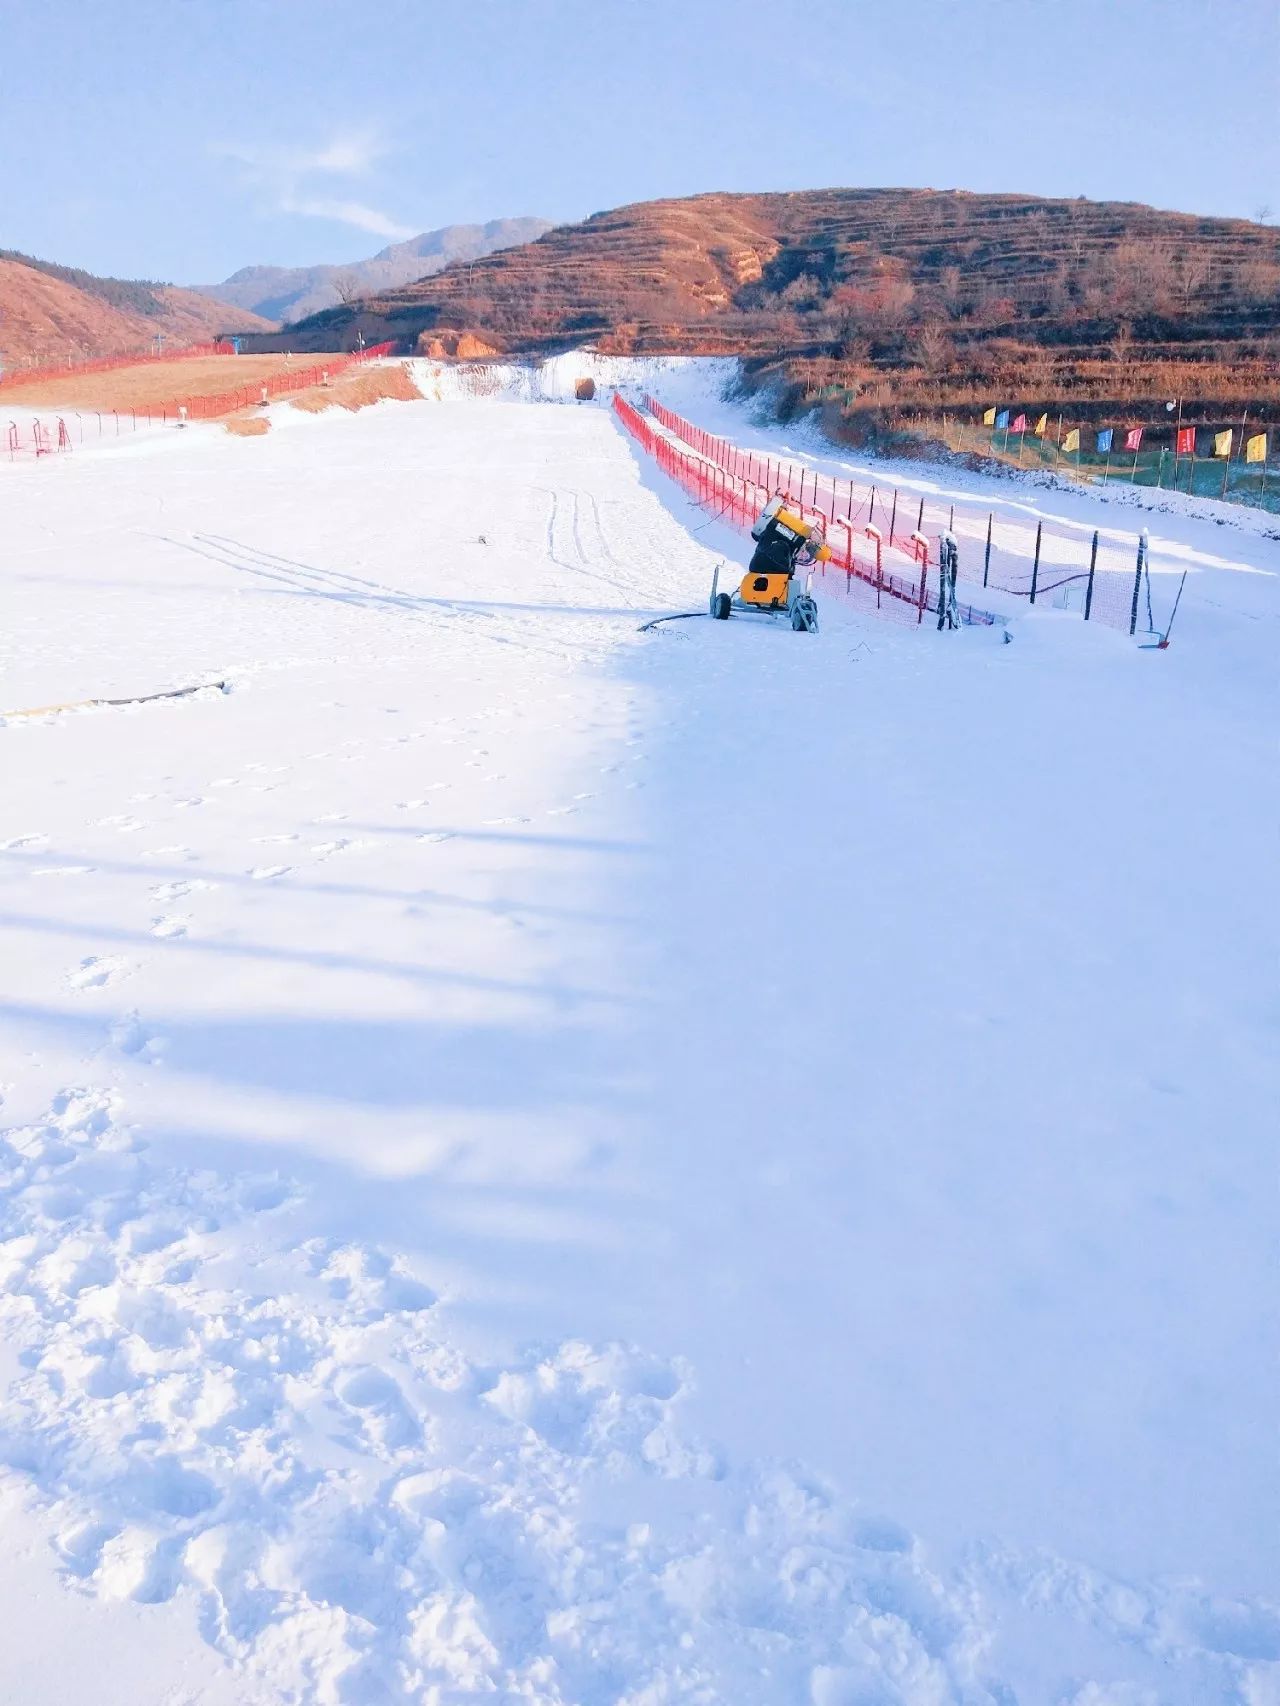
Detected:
left=193, top=218, right=554, bottom=324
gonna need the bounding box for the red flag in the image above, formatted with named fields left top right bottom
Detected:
left=1011, top=413, right=1028, bottom=433
left=1124, top=427, right=1143, bottom=452
left=1176, top=425, right=1195, bottom=455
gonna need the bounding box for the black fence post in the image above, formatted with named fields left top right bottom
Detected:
left=1029, top=520, right=1043, bottom=605
left=889, top=489, right=899, bottom=543
left=1084, top=529, right=1099, bottom=621
left=983, top=512, right=993, bottom=587
left=868, top=486, right=877, bottom=528
left=916, top=497, right=925, bottom=532
left=1129, top=531, right=1147, bottom=636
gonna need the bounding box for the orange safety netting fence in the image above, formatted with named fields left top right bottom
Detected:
left=613, top=393, right=1003, bottom=630
left=644, top=396, right=1164, bottom=636
left=4, top=344, right=396, bottom=461
left=0, top=340, right=238, bottom=388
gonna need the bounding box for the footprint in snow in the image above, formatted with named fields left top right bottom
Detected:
left=94, top=815, right=145, bottom=832
left=416, top=831, right=455, bottom=844
left=151, top=878, right=214, bottom=902
left=312, top=838, right=376, bottom=860
left=108, top=1012, right=164, bottom=1061
left=484, top=816, right=530, bottom=826
left=1, top=832, right=49, bottom=850
left=546, top=806, right=578, bottom=817
left=249, top=865, right=292, bottom=881
left=141, top=845, right=196, bottom=862
left=67, top=955, right=131, bottom=991
left=252, top=833, right=299, bottom=844
left=150, top=916, right=188, bottom=939
left=33, top=865, right=95, bottom=877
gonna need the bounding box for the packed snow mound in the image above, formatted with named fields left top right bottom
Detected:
left=408, top=349, right=737, bottom=409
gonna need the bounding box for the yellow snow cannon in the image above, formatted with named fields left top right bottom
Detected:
left=710, top=496, right=827, bottom=632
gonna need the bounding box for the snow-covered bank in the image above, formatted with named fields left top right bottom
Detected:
left=1, top=393, right=1276, bottom=1702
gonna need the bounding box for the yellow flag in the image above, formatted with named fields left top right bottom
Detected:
left=1246, top=432, right=1267, bottom=464
left=1062, top=428, right=1080, bottom=454
left=982, top=407, right=996, bottom=426
left=1034, top=413, right=1048, bottom=436
left=1213, top=429, right=1233, bottom=458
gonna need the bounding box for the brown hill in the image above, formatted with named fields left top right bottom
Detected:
left=245, top=188, right=1280, bottom=424
left=0, top=255, right=273, bottom=374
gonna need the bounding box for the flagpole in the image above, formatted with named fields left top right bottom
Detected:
left=1221, top=426, right=1233, bottom=501
left=1172, top=398, right=1183, bottom=486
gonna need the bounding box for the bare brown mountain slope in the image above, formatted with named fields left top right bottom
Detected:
left=246, top=188, right=1280, bottom=420
left=0, top=257, right=272, bottom=373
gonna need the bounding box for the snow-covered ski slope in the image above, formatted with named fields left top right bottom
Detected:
left=1, top=368, right=1276, bottom=1704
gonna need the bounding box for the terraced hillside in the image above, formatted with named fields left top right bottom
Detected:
left=247, top=188, right=1280, bottom=425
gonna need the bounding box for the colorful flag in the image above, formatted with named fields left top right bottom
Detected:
left=1246, top=431, right=1268, bottom=464
left=1062, top=428, right=1080, bottom=454
left=1097, top=428, right=1114, bottom=454
left=1034, top=413, right=1048, bottom=436
left=1124, top=427, right=1143, bottom=452
left=995, top=410, right=1010, bottom=430
left=1176, top=425, right=1195, bottom=456
left=1213, top=429, right=1233, bottom=458
left=982, top=407, right=997, bottom=426
left=1012, top=413, right=1028, bottom=433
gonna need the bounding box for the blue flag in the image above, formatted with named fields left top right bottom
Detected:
left=995, top=410, right=1010, bottom=430
left=1097, top=428, right=1114, bottom=454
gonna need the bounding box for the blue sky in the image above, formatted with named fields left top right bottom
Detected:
left=4, top=0, right=1276, bottom=283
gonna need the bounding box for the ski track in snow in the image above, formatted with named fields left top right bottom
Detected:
left=0, top=358, right=1275, bottom=1703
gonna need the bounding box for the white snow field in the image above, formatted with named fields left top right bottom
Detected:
left=1, top=363, right=1276, bottom=1705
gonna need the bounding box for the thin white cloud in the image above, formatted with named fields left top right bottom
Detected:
left=280, top=195, right=415, bottom=241
left=216, top=127, right=412, bottom=241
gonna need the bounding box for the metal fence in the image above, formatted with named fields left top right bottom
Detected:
left=643, top=397, right=1168, bottom=637
left=614, top=393, right=1004, bottom=630
left=940, top=420, right=1278, bottom=516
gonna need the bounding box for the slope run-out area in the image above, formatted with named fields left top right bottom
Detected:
left=0, top=389, right=1275, bottom=1705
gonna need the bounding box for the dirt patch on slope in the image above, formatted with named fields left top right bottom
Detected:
left=225, top=415, right=271, bottom=436
left=2, top=353, right=345, bottom=411
left=288, top=361, right=421, bottom=413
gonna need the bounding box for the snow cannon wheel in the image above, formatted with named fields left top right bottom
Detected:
left=791, top=598, right=818, bottom=633
left=712, top=592, right=732, bottom=621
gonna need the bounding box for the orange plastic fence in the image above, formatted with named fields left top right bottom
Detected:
left=0, top=340, right=237, bottom=388
left=613, top=393, right=1003, bottom=629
